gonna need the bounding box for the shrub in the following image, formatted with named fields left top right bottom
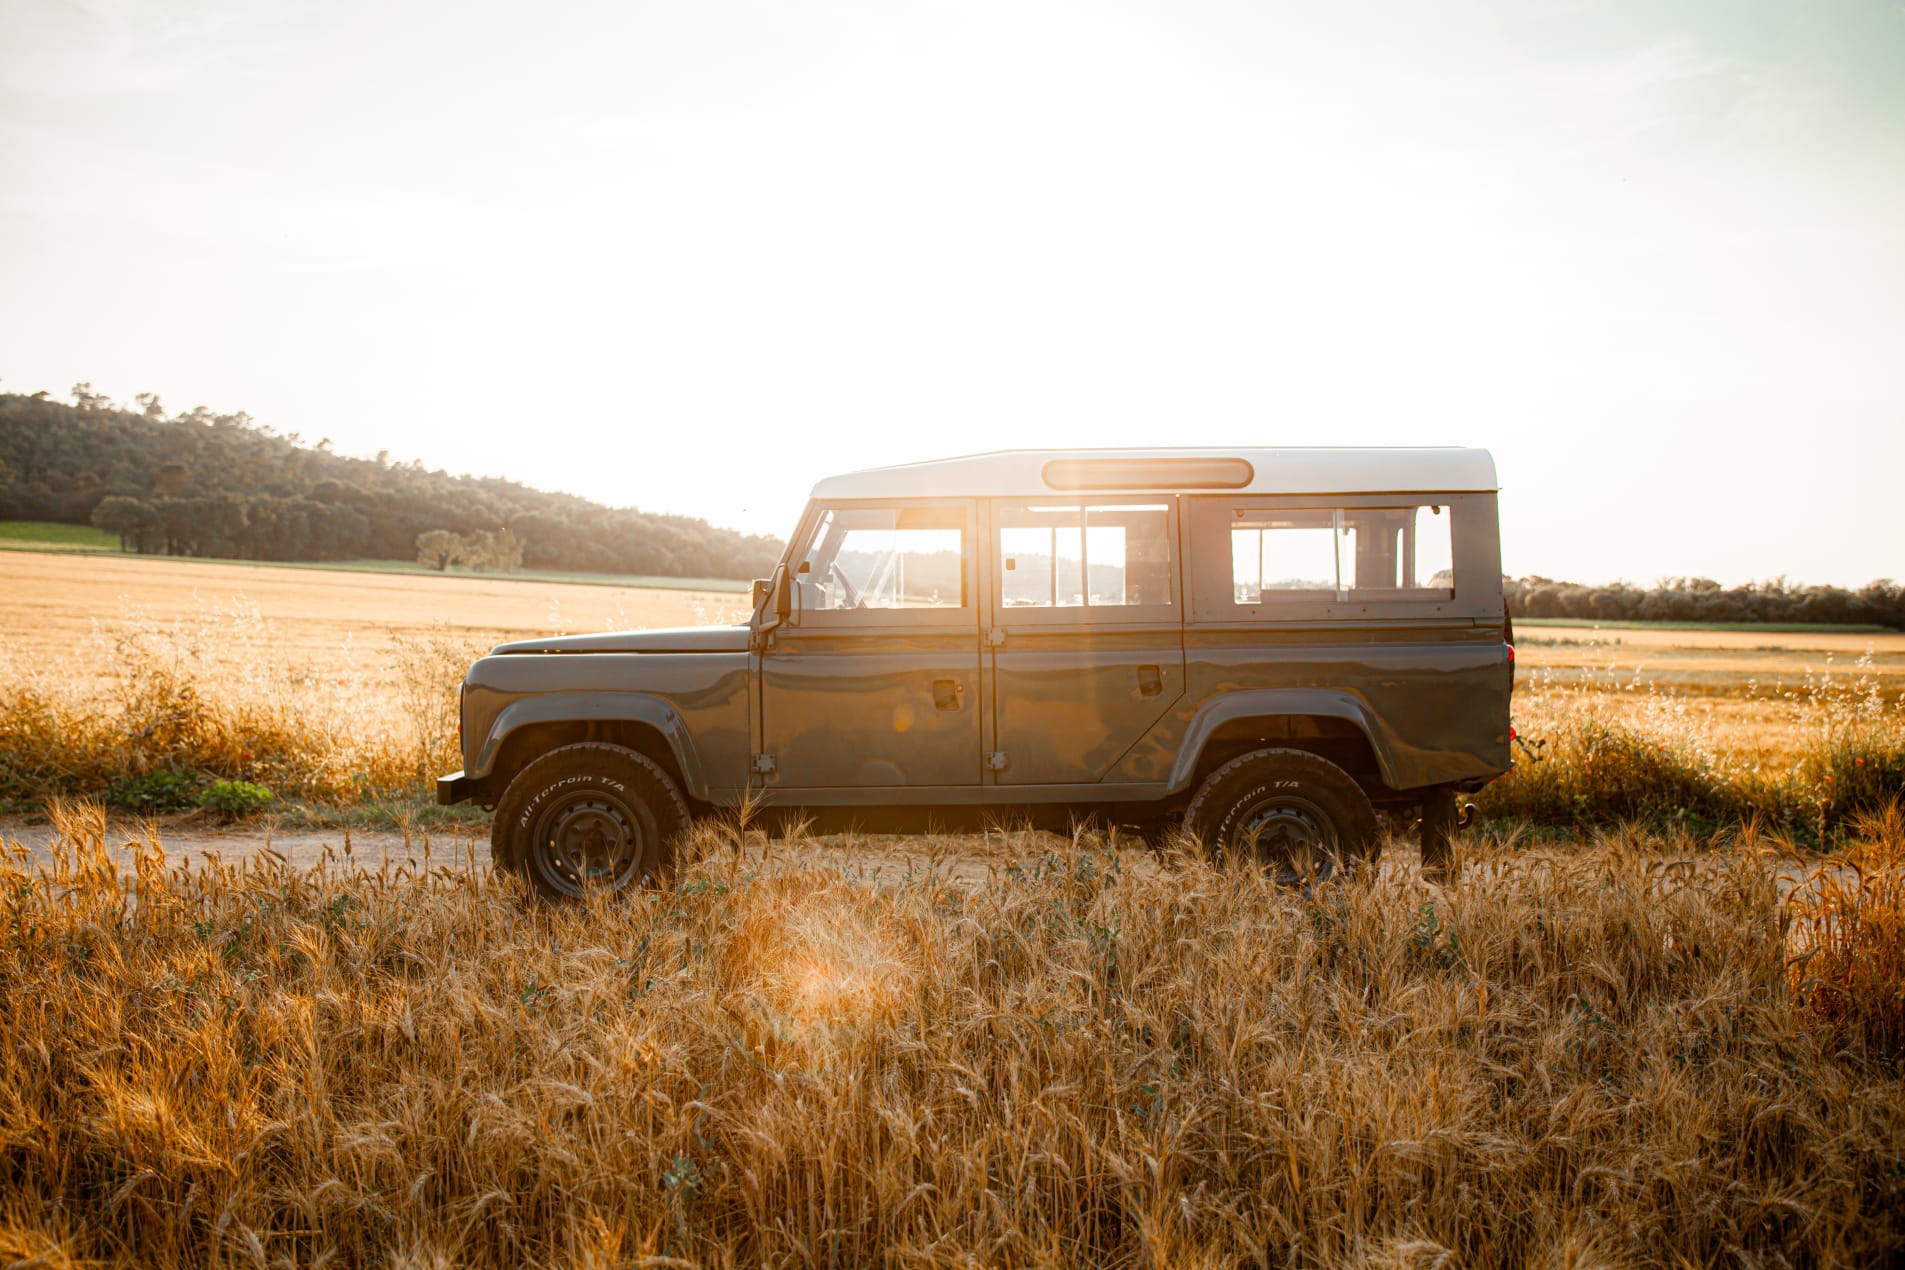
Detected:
left=196, top=778, right=275, bottom=817
left=108, top=767, right=200, bottom=811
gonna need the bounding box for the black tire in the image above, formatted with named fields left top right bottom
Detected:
left=1182, top=748, right=1378, bottom=885
left=490, top=742, right=689, bottom=901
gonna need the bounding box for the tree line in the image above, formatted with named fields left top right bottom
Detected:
left=4, top=386, right=1895, bottom=623
left=0, top=387, right=784, bottom=579
left=1507, top=575, right=1905, bottom=630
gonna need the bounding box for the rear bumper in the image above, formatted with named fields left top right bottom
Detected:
left=436, top=771, right=478, bottom=806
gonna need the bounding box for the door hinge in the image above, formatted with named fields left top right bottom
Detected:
left=751, top=753, right=776, bottom=775
left=986, top=751, right=1010, bottom=772
left=986, top=627, right=1008, bottom=647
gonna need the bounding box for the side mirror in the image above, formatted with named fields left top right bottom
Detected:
left=752, top=565, right=792, bottom=651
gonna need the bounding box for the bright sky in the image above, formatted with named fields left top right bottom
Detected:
left=3, top=0, right=1901, bottom=586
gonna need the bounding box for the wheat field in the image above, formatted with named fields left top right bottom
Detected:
left=0, top=805, right=1901, bottom=1267
left=1, top=556, right=1904, bottom=1265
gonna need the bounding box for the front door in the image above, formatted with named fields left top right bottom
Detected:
left=988, top=497, right=1185, bottom=784
left=759, top=500, right=981, bottom=789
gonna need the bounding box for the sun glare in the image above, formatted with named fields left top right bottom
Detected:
left=722, top=876, right=921, bottom=1063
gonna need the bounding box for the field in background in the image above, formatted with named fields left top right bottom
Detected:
left=1518, top=616, right=1894, bottom=634
left=0, top=525, right=753, bottom=592
left=0, top=520, right=120, bottom=552
left=0, top=551, right=752, bottom=812
left=1, top=551, right=1902, bottom=831
left=0, top=549, right=750, bottom=683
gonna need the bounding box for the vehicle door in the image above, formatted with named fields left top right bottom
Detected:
left=758, top=500, right=981, bottom=789
left=987, top=497, right=1185, bottom=784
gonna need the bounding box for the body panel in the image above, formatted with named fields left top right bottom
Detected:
left=491, top=626, right=750, bottom=655
left=735, top=781, right=1174, bottom=807
left=461, top=652, right=751, bottom=799
left=989, top=626, right=1185, bottom=783
left=758, top=627, right=982, bottom=787
left=1108, top=622, right=1514, bottom=793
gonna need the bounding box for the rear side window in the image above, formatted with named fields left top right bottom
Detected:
left=995, top=500, right=1176, bottom=618
left=1230, top=505, right=1452, bottom=602
left=1190, top=496, right=1474, bottom=621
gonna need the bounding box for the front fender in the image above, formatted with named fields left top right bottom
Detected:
left=1167, top=688, right=1405, bottom=793
left=468, top=692, right=710, bottom=801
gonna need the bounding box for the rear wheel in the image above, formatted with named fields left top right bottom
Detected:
left=1182, top=748, right=1378, bottom=885
left=491, top=742, right=688, bottom=900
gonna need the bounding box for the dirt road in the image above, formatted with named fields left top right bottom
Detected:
left=3, top=813, right=1833, bottom=897
left=0, top=814, right=1086, bottom=888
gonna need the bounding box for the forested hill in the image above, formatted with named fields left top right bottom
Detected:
left=0, top=388, right=785, bottom=579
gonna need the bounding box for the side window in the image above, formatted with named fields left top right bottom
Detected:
left=1340, top=505, right=1453, bottom=595
left=997, top=502, right=1173, bottom=612
left=1230, top=510, right=1338, bottom=600
left=793, top=505, right=967, bottom=615
left=1228, top=504, right=1455, bottom=605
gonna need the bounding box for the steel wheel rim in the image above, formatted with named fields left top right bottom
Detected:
left=1233, top=793, right=1340, bottom=885
left=528, top=790, right=657, bottom=898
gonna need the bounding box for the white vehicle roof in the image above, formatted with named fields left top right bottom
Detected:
left=810, top=447, right=1497, bottom=501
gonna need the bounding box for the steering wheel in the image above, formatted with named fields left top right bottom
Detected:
left=828, top=561, right=863, bottom=608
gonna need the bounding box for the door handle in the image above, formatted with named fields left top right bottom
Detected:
left=933, top=679, right=965, bottom=710
left=1138, top=664, right=1163, bottom=697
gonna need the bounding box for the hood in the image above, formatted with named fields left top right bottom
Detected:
left=490, top=625, right=750, bottom=655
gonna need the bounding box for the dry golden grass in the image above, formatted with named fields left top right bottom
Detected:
left=1784, top=804, right=1905, bottom=1064
left=2, top=551, right=1901, bottom=834
left=0, top=553, right=748, bottom=809
left=0, top=807, right=1900, bottom=1267
left=1489, top=644, right=1905, bottom=834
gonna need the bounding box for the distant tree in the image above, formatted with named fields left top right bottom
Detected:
left=91, top=496, right=151, bottom=551
left=134, top=392, right=165, bottom=421
left=491, top=526, right=523, bottom=572
left=453, top=528, right=524, bottom=573
left=506, top=511, right=566, bottom=568
left=153, top=462, right=192, bottom=498
left=416, top=529, right=460, bottom=571
left=70, top=383, right=115, bottom=413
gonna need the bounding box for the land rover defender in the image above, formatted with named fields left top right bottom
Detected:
left=438, top=448, right=1513, bottom=898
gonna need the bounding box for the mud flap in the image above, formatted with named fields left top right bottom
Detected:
left=1420, top=787, right=1458, bottom=882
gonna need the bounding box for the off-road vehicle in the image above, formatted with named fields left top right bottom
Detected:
left=439, top=448, right=1513, bottom=898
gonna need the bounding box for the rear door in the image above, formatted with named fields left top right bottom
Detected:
left=986, top=497, right=1184, bottom=785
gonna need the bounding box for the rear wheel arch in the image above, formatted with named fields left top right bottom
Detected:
left=1185, top=713, right=1389, bottom=798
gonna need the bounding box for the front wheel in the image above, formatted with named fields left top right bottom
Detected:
left=491, top=743, right=689, bottom=900
left=1182, top=748, right=1378, bottom=885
